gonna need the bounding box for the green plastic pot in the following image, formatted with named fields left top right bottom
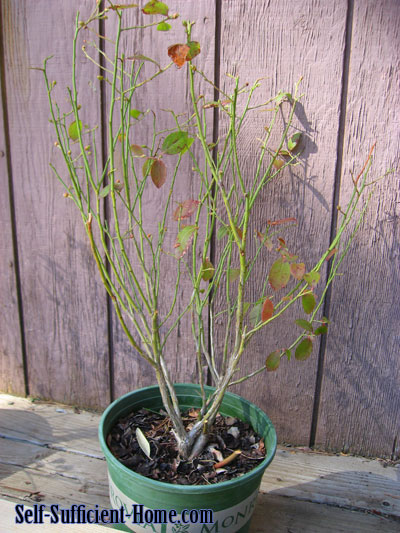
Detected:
left=99, top=383, right=277, bottom=533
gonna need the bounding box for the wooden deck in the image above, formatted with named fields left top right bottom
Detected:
left=1, top=394, right=399, bottom=532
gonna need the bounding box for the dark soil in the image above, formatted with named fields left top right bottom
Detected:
left=107, top=408, right=266, bottom=485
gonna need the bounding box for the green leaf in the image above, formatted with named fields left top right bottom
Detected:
left=304, top=271, right=320, bottom=287
left=265, top=351, right=281, bottom=372
left=157, top=21, right=171, bottom=31
left=249, top=302, right=262, bottom=326
left=228, top=268, right=240, bottom=283
left=68, top=120, right=82, bottom=141
left=295, top=338, right=313, bottom=361
left=217, top=225, right=229, bottom=240
left=174, top=225, right=197, bottom=259
left=162, top=131, right=194, bottom=155
left=142, top=157, right=154, bottom=177
left=129, top=109, right=142, bottom=119
left=142, top=1, right=169, bottom=15
left=201, top=258, right=214, bottom=281
left=285, top=349, right=291, bottom=361
left=314, top=325, right=328, bottom=336
left=150, top=158, right=166, bottom=188
left=295, top=319, right=314, bottom=333
left=261, top=298, right=274, bottom=322
left=275, top=91, right=292, bottom=105
left=136, top=427, right=151, bottom=459
left=243, top=302, right=251, bottom=316
left=187, top=41, right=201, bottom=60
left=268, top=259, right=291, bottom=290
left=302, top=292, right=316, bottom=314
left=99, top=184, right=110, bottom=198
left=288, top=132, right=302, bottom=152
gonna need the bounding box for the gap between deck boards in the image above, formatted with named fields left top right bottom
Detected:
left=1, top=394, right=399, bottom=532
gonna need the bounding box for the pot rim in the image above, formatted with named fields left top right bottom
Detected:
left=99, top=383, right=277, bottom=494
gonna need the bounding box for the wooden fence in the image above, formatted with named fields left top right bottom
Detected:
left=0, top=0, right=399, bottom=458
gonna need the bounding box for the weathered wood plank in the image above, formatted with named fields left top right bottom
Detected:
left=260, top=448, right=399, bottom=519
left=0, top=49, right=24, bottom=395
left=1, top=396, right=399, bottom=532
left=2, top=395, right=399, bottom=522
left=0, top=395, right=102, bottom=457
left=217, top=0, right=347, bottom=444
left=252, top=492, right=399, bottom=533
left=316, top=0, right=400, bottom=458
left=2, top=0, right=110, bottom=408
left=102, top=1, right=216, bottom=398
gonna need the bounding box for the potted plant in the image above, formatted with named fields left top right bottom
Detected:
left=41, top=1, right=380, bottom=531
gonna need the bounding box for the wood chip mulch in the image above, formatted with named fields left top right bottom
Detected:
left=107, top=408, right=266, bottom=485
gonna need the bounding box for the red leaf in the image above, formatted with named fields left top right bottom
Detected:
left=168, top=44, right=190, bottom=68
left=267, top=217, right=297, bottom=226
left=235, top=226, right=243, bottom=240
left=150, top=159, right=166, bottom=188
left=173, top=199, right=200, bottom=221
left=261, top=298, right=274, bottom=322
left=326, top=248, right=338, bottom=261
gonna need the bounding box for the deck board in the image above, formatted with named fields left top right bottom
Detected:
left=1, top=394, right=399, bottom=532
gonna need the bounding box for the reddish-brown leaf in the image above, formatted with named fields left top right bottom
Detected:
left=261, top=298, right=274, bottom=322
left=130, top=144, right=145, bottom=157
left=326, top=248, right=338, bottom=261
left=235, top=226, right=243, bottom=240
left=168, top=44, right=190, bottom=68
left=173, top=199, right=200, bottom=221
left=150, top=158, right=166, bottom=188
left=290, top=262, right=306, bottom=280
left=273, top=158, right=285, bottom=169
left=257, top=231, right=274, bottom=251
left=267, top=217, right=297, bottom=226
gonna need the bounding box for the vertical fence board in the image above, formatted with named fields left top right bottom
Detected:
left=217, top=0, right=347, bottom=444
left=2, top=0, right=110, bottom=407
left=316, top=0, right=400, bottom=458
left=0, top=68, right=24, bottom=395
left=104, top=0, right=216, bottom=398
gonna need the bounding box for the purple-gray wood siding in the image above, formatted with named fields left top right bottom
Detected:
left=0, top=0, right=398, bottom=458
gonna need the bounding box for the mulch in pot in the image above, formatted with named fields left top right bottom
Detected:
left=107, top=408, right=266, bottom=485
